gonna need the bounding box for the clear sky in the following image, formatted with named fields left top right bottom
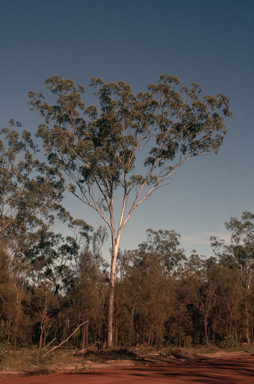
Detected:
left=0, top=0, right=253, bottom=259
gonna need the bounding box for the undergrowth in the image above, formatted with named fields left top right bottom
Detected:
left=0, top=342, right=254, bottom=372
left=82, top=348, right=139, bottom=362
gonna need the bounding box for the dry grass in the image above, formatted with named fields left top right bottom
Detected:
left=0, top=343, right=254, bottom=372
left=0, top=347, right=138, bottom=371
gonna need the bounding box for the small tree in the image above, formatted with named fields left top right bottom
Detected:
left=0, top=120, right=79, bottom=351
left=0, top=120, right=70, bottom=256
left=139, top=229, right=186, bottom=274
left=211, top=212, right=254, bottom=343
left=0, top=119, right=38, bottom=240
left=226, top=212, right=254, bottom=343
left=29, top=74, right=231, bottom=347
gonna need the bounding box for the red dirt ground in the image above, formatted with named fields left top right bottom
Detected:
left=1, top=356, right=254, bottom=383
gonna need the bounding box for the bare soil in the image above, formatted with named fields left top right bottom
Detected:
left=0, top=352, right=254, bottom=383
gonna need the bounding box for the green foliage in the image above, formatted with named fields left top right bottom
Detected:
left=29, top=75, right=231, bottom=231
left=0, top=345, right=6, bottom=364
left=0, top=321, right=10, bottom=363
left=0, top=346, right=6, bottom=363
left=223, top=329, right=238, bottom=349
left=0, top=341, right=11, bottom=364
left=162, top=346, right=185, bottom=358
left=0, top=120, right=81, bottom=283
left=31, top=346, right=54, bottom=365
left=225, top=212, right=254, bottom=285
left=83, top=348, right=138, bottom=361
left=139, top=229, right=186, bottom=273
left=0, top=321, right=7, bottom=343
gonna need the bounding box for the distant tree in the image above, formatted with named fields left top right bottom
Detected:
left=0, top=247, right=13, bottom=341
left=0, top=120, right=69, bottom=266
left=183, top=255, right=218, bottom=347
left=225, top=212, right=254, bottom=343
left=225, top=212, right=254, bottom=287
left=0, top=120, right=95, bottom=350
left=0, top=119, right=38, bottom=240
left=212, top=264, right=243, bottom=339
left=211, top=212, right=254, bottom=343
left=126, top=247, right=173, bottom=347
left=0, top=120, right=93, bottom=277
left=139, top=229, right=186, bottom=273
left=61, top=226, right=108, bottom=349
left=29, top=74, right=231, bottom=347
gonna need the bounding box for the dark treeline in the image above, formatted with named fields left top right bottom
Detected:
left=0, top=212, right=254, bottom=352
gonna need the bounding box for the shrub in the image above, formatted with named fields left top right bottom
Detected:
left=223, top=329, right=238, bottom=349
left=162, top=346, right=185, bottom=358
left=31, top=346, right=54, bottom=365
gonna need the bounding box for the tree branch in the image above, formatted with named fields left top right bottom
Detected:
left=45, top=321, right=88, bottom=355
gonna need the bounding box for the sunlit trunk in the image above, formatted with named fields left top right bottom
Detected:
left=107, top=241, right=119, bottom=348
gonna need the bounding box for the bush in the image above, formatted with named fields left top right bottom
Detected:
left=162, top=346, right=185, bottom=358
left=223, top=329, right=238, bottom=349
left=83, top=348, right=138, bottom=361
left=0, top=344, right=6, bottom=363
left=0, top=342, right=11, bottom=364
left=31, top=346, right=54, bottom=365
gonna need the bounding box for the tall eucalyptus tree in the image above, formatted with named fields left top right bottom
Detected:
left=29, top=74, right=231, bottom=347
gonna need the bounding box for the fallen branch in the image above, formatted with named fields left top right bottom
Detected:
left=74, top=339, right=104, bottom=355
left=45, top=338, right=56, bottom=350
left=74, top=348, right=87, bottom=355
left=45, top=321, right=88, bottom=355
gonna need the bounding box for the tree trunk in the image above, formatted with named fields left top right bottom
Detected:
left=148, top=331, right=151, bottom=346
left=245, top=305, right=250, bottom=343
left=44, top=330, right=46, bottom=347
left=205, top=314, right=209, bottom=347
left=129, top=302, right=136, bottom=345
left=13, top=279, right=24, bottom=355
left=107, top=240, right=119, bottom=348
left=107, top=274, right=115, bottom=347
left=13, top=335, right=17, bottom=355
left=179, top=318, right=182, bottom=347
left=81, top=322, right=86, bottom=350
left=251, top=317, right=253, bottom=343
left=39, top=292, right=47, bottom=350
left=150, top=330, right=154, bottom=346
left=7, top=321, right=10, bottom=343
left=86, top=321, right=89, bottom=348
left=114, top=322, right=118, bottom=347
left=39, top=325, right=43, bottom=350
left=130, top=302, right=136, bottom=331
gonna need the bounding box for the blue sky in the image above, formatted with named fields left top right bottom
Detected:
left=0, top=0, right=253, bottom=258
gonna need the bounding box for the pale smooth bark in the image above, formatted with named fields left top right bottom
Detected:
left=107, top=239, right=119, bottom=348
